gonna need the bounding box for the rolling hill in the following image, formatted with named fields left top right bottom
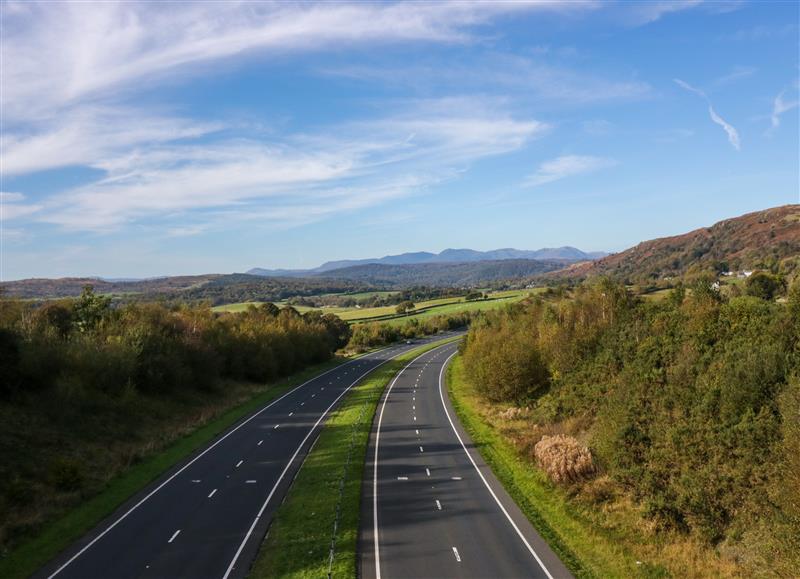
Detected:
left=557, top=205, right=800, bottom=282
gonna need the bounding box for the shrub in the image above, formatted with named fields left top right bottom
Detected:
left=534, top=434, right=596, bottom=484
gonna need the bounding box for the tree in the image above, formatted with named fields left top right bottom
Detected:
left=396, top=301, right=415, bottom=315
left=73, top=285, right=111, bottom=332
left=259, top=302, right=281, bottom=317
left=745, top=272, right=783, bottom=300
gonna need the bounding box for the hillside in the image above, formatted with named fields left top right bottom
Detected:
left=557, top=205, right=800, bottom=282
left=309, top=259, right=567, bottom=286
left=0, top=274, right=373, bottom=304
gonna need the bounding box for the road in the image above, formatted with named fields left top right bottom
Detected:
left=37, top=333, right=460, bottom=579
left=360, top=341, right=573, bottom=579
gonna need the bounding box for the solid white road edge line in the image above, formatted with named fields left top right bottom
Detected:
left=223, top=338, right=456, bottom=579
left=45, top=343, right=399, bottom=579
left=437, top=351, right=554, bottom=579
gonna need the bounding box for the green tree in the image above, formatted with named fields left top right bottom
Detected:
left=396, top=300, right=415, bottom=315
left=73, top=285, right=111, bottom=332
left=745, top=272, right=783, bottom=300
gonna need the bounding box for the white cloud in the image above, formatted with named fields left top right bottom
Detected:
left=619, top=1, right=704, bottom=26
left=33, top=100, right=545, bottom=231
left=2, top=107, right=222, bottom=176
left=1, top=1, right=589, bottom=121
left=711, top=65, right=756, bottom=87
left=0, top=192, right=43, bottom=221
left=323, top=54, right=651, bottom=105
left=674, top=78, right=740, bottom=150
left=707, top=105, right=740, bottom=150
left=0, top=192, right=25, bottom=203
left=770, top=90, right=799, bottom=129
left=523, top=155, right=617, bottom=187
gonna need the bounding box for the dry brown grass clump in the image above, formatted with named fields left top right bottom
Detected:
left=497, top=406, right=530, bottom=420
left=534, top=434, right=596, bottom=484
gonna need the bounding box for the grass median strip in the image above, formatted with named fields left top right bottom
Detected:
left=250, top=336, right=461, bottom=579
left=0, top=356, right=350, bottom=579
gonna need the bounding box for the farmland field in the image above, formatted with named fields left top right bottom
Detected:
left=211, top=289, right=538, bottom=322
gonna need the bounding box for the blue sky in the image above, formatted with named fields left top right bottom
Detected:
left=1, top=1, right=798, bottom=280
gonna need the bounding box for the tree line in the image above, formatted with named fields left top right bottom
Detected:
left=1, top=286, right=351, bottom=399
left=461, top=277, right=799, bottom=572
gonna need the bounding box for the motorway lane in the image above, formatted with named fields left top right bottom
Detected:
left=37, top=332, right=460, bottom=579
left=360, top=342, right=573, bottom=579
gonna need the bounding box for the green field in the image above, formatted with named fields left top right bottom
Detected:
left=211, top=289, right=536, bottom=323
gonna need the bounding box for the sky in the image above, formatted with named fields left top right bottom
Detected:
left=1, top=0, right=799, bottom=280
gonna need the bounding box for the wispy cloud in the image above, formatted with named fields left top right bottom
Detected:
left=0, top=192, right=43, bottom=221
left=674, top=78, right=741, bottom=150
left=3, top=2, right=561, bottom=234
left=33, top=99, right=546, bottom=231
left=523, top=155, right=617, bottom=187
left=322, top=53, right=651, bottom=105
left=711, top=65, right=756, bottom=87
left=1, top=1, right=588, bottom=121
left=770, top=89, right=799, bottom=129
left=618, top=0, right=704, bottom=26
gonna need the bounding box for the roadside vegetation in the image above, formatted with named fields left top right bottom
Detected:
left=0, top=288, right=352, bottom=574
left=456, top=276, right=800, bottom=576
left=251, top=338, right=460, bottom=579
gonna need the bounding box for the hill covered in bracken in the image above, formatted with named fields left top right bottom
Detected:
left=556, top=204, right=800, bottom=282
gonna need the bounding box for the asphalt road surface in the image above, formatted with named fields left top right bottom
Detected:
left=38, top=332, right=460, bottom=579
left=360, top=341, right=573, bottom=579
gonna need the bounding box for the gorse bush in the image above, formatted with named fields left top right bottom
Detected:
left=462, top=277, right=800, bottom=560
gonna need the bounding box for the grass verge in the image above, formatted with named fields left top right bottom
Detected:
left=446, top=355, right=649, bottom=579
left=0, top=357, right=350, bottom=579
left=250, top=336, right=461, bottom=579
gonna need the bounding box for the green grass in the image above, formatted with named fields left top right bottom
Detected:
left=211, top=302, right=320, bottom=314
left=345, top=290, right=533, bottom=324
left=377, top=292, right=534, bottom=326
left=211, top=290, right=533, bottom=320
left=0, top=357, right=350, bottom=579
left=446, top=356, right=647, bottom=579
left=250, top=336, right=461, bottom=579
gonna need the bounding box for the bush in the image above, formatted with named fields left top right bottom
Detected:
left=534, top=435, right=595, bottom=484
left=745, top=272, right=784, bottom=300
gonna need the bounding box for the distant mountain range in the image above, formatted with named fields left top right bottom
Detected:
left=6, top=206, right=797, bottom=301
left=247, top=246, right=607, bottom=277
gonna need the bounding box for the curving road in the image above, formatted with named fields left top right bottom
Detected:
left=37, top=333, right=461, bottom=579
left=360, top=341, right=573, bottom=579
